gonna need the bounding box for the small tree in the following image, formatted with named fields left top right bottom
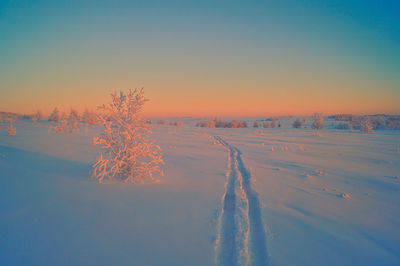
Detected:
left=53, top=116, right=68, bottom=133
left=82, top=109, right=98, bottom=125
left=292, top=119, right=302, bottom=128
left=312, top=113, right=324, bottom=130
left=253, top=121, right=259, bottom=128
left=271, top=119, right=277, bottom=128
left=361, top=117, right=373, bottom=133
left=92, top=88, right=163, bottom=183
left=157, top=120, right=168, bottom=126
left=69, top=109, right=80, bottom=133
left=33, top=110, right=44, bottom=123
left=263, top=122, right=270, bottom=128
left=49, top=107, right=60, bottom=122
left=7, top=119, right=16, bottom=136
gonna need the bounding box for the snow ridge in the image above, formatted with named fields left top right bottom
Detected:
left=214, top=136, right=269, bottom=266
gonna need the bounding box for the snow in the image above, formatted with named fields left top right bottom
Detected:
left=1, top=119, right=400, bottom=265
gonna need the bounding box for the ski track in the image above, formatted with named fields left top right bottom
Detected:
left=214, top=136, right=269, bottom=266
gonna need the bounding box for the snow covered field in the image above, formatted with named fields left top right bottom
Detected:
left=1, top=119, right=399, bottom=265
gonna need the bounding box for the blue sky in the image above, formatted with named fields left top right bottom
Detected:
left=1, top=0, right=399, bottom=115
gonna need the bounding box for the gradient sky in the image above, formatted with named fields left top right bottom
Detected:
left=1, top=0, right=399, bottom=116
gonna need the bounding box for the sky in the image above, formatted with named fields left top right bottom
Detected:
left=0, top=0, right=399, bottom=117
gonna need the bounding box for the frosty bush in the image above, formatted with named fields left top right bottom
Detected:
left=69, top=109, right=80, bottom=133
left=32, top=110, right=43, bottom=123
left=36, top=110, right=44, bottom=121
left=157, top=120, right=168, bottom=126
left=263, top=122, right=270, bottom=128
left=49, top=107, right=60, bottom=122
left=92, top=88, right=163, bottom=183
left=361, top=117, right=373, bottom=133
left=253, top=121, right=259, bottom=128
left=7, top=119, right=16, bottom=136
left=170, top=121, right=182, bottom=127
left=372, top=116, right=385, bottom=130
left=292, top=119, right=302, bottom=128
left=271, top=119, right=276, bottom=128
left=386, top=117, right=400, bottom=130
left=196, top=119, right=247, bottom=128
left=82, top=109, right=98, bottom=125
left=53, top=116, right=68, bottom=133
left=311, top=113, right=324, bottom=130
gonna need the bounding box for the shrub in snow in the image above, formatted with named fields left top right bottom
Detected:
left=92, top=88, right=163, bottom=183
left=21, top=114, right=33, bottom=120
left=7, top=119, right=16, bottom=136
left=168, top=121, right=182, bottom=127
left=239, top=121, right=247, bottom=128
left=230, top=120, right=239, bottom=128
left=386, top=117, right=400, bottom=130
left=53, top=116, right=68, bottom=133
left=82, top=109, right=98, bottom=125
left=157, top=120, right=168, bottom=126
left=341, top=193, right=351, bottom=199
left=197, top=119, right=247, bottom=128
left=311, top=113, right=324, bottom=130
left=372, top=116, right=385, bottom=130
left=292, top=119, right=302, bottom=128
left=32, top=110, right=43, bottom=123
left=35, top=110, right=44, bottom=121
left=207, top=120, right=216, bottom=128
left=253, top=121, right=259, bottom=128
left=49, top=107, right=60, bottom=122
left=271, top=119, right=276, bottom=128
left=69, top=109, right=80, bottom=133
left=173, top=121, right=182, bottom=127
left=263, top=122, right=270, bottom=128
left=361, top=117, right=373, bottom=133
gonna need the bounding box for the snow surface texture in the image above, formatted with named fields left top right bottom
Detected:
left=1, top=118, right=400, bottom=265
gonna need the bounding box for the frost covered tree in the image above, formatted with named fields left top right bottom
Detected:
left=82, top=109, right=98, bottom=125
left=49, top=107, right=60, bottom=122
left=157, top=120, right=168, bottom=126
left=271, top=119, right=277, bottom=128
left=7, top=119, right=16, bottom=136
left=92, top=88, right=163, bottom=183
left=34, top=110, right=43, bottom=123
left=361, top=117, right=373, bottom=133
left=253, top=121, right=259, bottom=128
left=69, top=109, right=80, bottom=133
left=53, top=116, right=68, bottom=133
left=263, top=122, right=270, bottom=128
left=311, top=113, right=324, bottom=130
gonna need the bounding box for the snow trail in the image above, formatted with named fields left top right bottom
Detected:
left=215, top=146, right=238, bottom=266
left=214, top=136, right=269, bottom=266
